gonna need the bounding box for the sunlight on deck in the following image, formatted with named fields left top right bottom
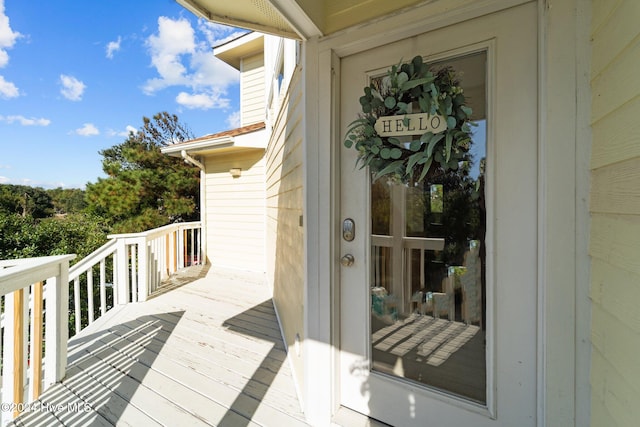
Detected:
left=11, top=266, right=308, bottom=427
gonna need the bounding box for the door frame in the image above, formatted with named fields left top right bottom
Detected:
left=301, top=0, right=592, bottom=425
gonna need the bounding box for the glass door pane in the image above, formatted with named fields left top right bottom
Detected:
left=369, top=51, right=487, bottom=403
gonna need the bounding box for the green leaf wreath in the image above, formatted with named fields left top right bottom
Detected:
left=344, top=55, right=475, bottom=183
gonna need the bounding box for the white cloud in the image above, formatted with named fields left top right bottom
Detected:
left=143, top=16, right=239, bottom=111
left=0, top=1, right=21, bottom=96
left=106, top=36, right=122, bottom=59
left=59, top=74, right=86, bottom=101
left=0, top=175, right=9, bottom=184
left=0, top=74, right=18, bottom=98
left=0, top=0, right=21, bottom=67
left=107, top=125, right=137, bottom=137
left=176, top=91, right=229, bottom=110
left=226, top=111, right=241, bottom=128
left=0, top=114, right=51, bottom=126
left=74, top=123, right=99, bottom=136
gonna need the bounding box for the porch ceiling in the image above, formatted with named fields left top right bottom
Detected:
left=177, top=0, right=425, bottom=39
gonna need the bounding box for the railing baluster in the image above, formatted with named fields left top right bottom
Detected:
left=130, top=244, right=138, bottom=303
left=73, top=277, right=81, bottom=333
left=87, top=267, right=94, bottom=324
left=31, top=281, right=43, bottom=400
left=13, top=288, right=25, bottom=418
left=190, top=228, right=194, bottom=266
left=137, top=237, right=148, bottom=302
left=100, top=259, right=107, bottom=315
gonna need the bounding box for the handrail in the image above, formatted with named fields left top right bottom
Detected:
left=0, top=255, right=75, bottom=425
left=67, top=221, right=202, bottom=336
left=0, top=221, right=202, bottom=425
left=68, top=239, right=118, bottom=281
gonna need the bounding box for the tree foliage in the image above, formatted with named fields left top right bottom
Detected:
left=0, top=213, right=109, bottom=260
left=47, top=187, right=87, bottom=214
left=0, top=184, right=53, bottom=218
left=85, top=112, right=200, bottom=233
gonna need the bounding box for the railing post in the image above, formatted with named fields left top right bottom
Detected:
left=115, top=238, right=129, bottom=305
left=31, top=282, right=44, bottom=400
left=13, top=289, right=25, bottom=418
left=135, top=236, right=148, bottom=302
left=44, top=261, right=69, bottom=388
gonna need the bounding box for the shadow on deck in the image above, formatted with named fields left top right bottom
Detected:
left=12, top=266, right=308, bottom=427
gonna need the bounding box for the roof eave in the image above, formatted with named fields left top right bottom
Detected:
left=176, top=0, right=322, bottom=40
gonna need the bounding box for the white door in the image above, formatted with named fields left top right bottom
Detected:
left=339, top=3, right=538, bottom=426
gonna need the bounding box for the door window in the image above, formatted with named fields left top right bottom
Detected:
left=369, top=51, right=488, bottom=403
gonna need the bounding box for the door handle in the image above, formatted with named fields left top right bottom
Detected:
left=341, top=254, right=355, bottom=267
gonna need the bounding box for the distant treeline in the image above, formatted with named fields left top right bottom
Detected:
left=0, top=184, right=87, bottom=218
left=0, top=184, right=109, bottom=260
left=0, top=112, right=200, bottom=262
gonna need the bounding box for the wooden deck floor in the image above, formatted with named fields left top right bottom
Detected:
left=12, top=265, right=308, bottom=427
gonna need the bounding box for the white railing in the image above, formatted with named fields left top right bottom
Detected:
left=68, top=221, right=202, bottom=336
left=0, top=221, right=202, bottom=424
left=0, top=255, right=75, bottom=426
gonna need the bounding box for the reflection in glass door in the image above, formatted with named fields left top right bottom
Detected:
left=369, top=51, right=487, bottom=403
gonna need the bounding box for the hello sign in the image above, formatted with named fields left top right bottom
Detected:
left=374, top=113, right=447, bottom=137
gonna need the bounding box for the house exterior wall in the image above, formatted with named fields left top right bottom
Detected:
left=590, top=1, right=640, bottom=425
left=204, top=150, right=266, bottom=271
left=265, top=64, right=305, bottom=394
left=241, top=52, right=265, bottom=126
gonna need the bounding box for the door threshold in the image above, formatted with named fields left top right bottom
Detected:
left=331, top=407, right=392, bottom=427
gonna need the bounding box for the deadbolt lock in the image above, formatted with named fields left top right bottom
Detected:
left=343, top=218, right=355, bottom=241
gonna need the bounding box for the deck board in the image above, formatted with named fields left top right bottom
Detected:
left=13, top=266, right=308, bottom=427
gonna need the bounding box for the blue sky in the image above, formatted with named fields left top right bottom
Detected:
left=0, top=0, right=245, bottom=189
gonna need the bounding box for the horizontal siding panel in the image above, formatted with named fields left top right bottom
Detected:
left=591, top=349, right=640, bottom=427
left=591, top=37, right=640, bottom=122
left=591, top=258, right=640, bottom=334
left=208, top=215, right=265, bottom=225
left=591, top=305, right=640, bottom=390
left=266, top=137, right=302, bottom=183
left=208, top=222, right=264, bottom=234
left=207, top=187, right=264, bottom=199
left=591, top=157, right=640, bottom=214
left=243, top=110, right=265, bottom=126
left=591, top=0, right=640, bottom=77
left=209, top=242, right=263, bottom=256
left=242, top=53, right=263, bottom=69
left=204, top=150, right=265, bottom=271
left=243, top=77, right=264, bottom=89
left=266, top=172, right=303, bottom=201
left=591, top=96, right=640, bottom=168
left=590, top=213, right=640, bottom=275
left=592, top=0, right=621, bottom=35
left=264, top=66, right=304, bottom=390
left=266, top=130, right=302, bottom=180
left=243, top=98, right=265, bottom=109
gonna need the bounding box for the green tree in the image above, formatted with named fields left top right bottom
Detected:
left=0, top=184, right=53, bottom=218
left=85, top=113, right=200, bottom=233
left=47, top=187, right=87, bottom=215
left=0, top=213, right=109, bottom=260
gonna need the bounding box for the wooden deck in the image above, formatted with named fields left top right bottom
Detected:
left=12, top=265, right=308, bottom=427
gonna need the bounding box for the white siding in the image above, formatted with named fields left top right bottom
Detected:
left=590, top=1, right=640, bottom=425
left=265, top=65, right=305, bottom=393
left=241, top=53, right=265, bottom=126
left=204, top=150, right=266, bottom=272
